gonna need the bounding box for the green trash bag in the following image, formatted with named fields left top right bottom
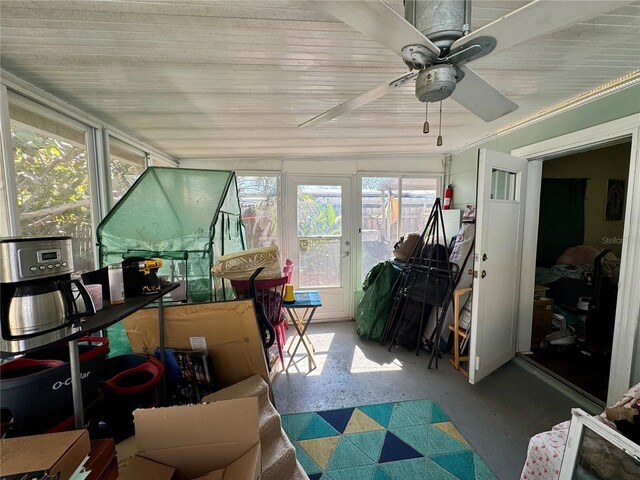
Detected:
left=356, top=260, right=402, bottom=342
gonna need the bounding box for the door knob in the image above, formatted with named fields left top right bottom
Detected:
left=343, top=251, right=350, bottom=257
left=481, top=270, right=487, bottom=278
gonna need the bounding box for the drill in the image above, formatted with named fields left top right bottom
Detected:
left=131, top=259, right=163, bottom=294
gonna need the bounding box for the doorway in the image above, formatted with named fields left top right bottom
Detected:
left=523, top=142, right=631, bottom=403
left=285, top=175, right=352, bottom=320
left=511, top=114, right=640, bottom=404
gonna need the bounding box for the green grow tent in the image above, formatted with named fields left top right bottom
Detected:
left=97, top=167, right=245, bottom=303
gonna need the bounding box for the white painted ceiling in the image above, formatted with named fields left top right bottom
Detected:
left=1, top=0, right=639, bottom=161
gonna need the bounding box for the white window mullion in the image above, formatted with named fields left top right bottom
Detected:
left=0, top=85, right=18, bottom=236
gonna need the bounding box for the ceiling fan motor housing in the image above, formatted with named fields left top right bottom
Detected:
left=404, top=0, right=466, bottom=53
left=415, top=64, right=458, bottom=103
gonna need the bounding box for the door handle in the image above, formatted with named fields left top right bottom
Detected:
left=343, top=251, right=350, bottom=257
left=481, top=270, right=487, bottom=278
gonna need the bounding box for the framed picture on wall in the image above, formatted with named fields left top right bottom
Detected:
left=605, top=179, right=625, bottom=221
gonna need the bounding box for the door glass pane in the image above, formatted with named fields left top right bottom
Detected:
left=491, top=169, right=517, bottom=200
left=361, top=177, right=398, bottom=282
left=108, top=136, right=146, bottom=207
left=237, top=175, right=279, bottom=249
left=9, top=100, right=95, bottom=272
left=299, top=238, right=341, bottom=287
left=297, top=185, right=342, bottom=288
left=400, top=177, right=438, bottom=235
left=297, top=185, right=342, bottom=237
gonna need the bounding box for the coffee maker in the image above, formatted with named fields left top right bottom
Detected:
left=0, top=236, right=95, bottom=352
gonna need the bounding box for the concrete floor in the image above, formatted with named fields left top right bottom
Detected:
left=273, top=321, right=578, bottom=480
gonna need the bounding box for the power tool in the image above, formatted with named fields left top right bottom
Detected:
left=122, top=258, right=164, bottom=296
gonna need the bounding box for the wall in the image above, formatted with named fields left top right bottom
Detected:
left=541, top=142, right=631, bottom=257
left=448, top=84, right=640, bottom=208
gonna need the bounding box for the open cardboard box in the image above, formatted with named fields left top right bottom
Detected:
left=1, top=429, right=90, bottom=480
left=123, top=300, right=270, bottom=390
left=118, top=396, right=261, bottom=480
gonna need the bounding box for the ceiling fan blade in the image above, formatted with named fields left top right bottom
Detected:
left=299, top=71, right=418, bottom=128
left=451, top=0, right=633, bottom=57
left=450, top=66, right=518, bottom=122
left=322, top=0, right=440, bottom=57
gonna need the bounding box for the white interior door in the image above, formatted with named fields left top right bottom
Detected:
left=469, top=149, right=528, bottom=384
left=286, top=175, right=352, bottom=320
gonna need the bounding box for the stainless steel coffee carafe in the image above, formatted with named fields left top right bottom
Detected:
left=1, top=236, right=95, bottom=352
left=7, top=279, right=93, bottom=337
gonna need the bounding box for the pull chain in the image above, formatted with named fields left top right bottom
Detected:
left=437, top=101, right=443, bottom=146
left=423, top=101, right=430, bottom=134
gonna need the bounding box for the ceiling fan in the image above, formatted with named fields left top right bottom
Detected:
left=300, top=0, right=630, bottom=132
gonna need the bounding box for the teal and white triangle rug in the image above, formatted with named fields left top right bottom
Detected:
left=282, top=399, right=496, bottom=480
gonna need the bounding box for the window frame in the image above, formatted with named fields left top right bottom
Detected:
left=356, top=172, right=442, bottom=285
left=6, top=90, right=101, bottom=268
left=104, top=132, right=149, bottom=211
left=235, top=171, right=282, bottom=251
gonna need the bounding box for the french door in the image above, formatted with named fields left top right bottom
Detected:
left=285, top=175, right=352, bottom=320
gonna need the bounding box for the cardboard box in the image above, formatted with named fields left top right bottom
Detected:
left=119, top=397, right=261, bottom=480
left=1, top=429, right=90, bottom=480
left=118, top=455, right=175, bottom=480
left=123, top=300, right=269, bottom=390
left=534, top=284, right=550, bottom=300
left=532, top=297, right=554, bottom=348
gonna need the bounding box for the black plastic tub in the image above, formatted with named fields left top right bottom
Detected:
left=0, top=336, right=109, bottom=437
left=100, top=354, right=164, bottom=442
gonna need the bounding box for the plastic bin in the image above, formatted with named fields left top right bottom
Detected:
left=0, top=336, right=109, bottom=437
left=100, top=354, right=164, bottom=441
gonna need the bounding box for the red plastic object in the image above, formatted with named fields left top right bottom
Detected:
left=0, top=358, right=65, bottom=378
left=101, top=356, right=164, bottom=396
left=77, top=337, right=110, bottom=362
left=283, top=259, right=294, bottom=283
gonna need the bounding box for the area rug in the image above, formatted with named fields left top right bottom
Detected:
left=282, top=399, right=496, bottom=480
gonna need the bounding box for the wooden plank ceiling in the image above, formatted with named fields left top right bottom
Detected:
left=1, top=0, right=639, bottom=161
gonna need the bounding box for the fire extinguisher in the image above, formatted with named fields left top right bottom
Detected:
left=443, top=184, right=453, bottom=210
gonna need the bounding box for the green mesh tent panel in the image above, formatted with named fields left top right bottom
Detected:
left=97, top=167, right=245, bottom=356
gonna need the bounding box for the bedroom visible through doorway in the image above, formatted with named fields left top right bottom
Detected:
left=525, top=141, right=631, bottom=403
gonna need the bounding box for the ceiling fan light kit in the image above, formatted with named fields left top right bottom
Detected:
left=300, top=0, right=632, bottom=132
left=415, top=64, right=459, bottom=103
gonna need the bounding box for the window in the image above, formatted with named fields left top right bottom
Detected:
left=236, top=175, right=279, bottom=249
left=9, top=96, right=96, bottom=272
left=360, top=176, right=439, bottom=282
left=361, top=177, right=399, bottom=283
left=400, top=177, right=438, bottom=235
left=297, top=184, right=342, bottom=288
left=491, top=169, right=518, bottom=200
left=108, top=136, right=146, bottom=208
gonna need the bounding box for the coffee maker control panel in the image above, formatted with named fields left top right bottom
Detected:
left=0, top=236, right=74, bottom=283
